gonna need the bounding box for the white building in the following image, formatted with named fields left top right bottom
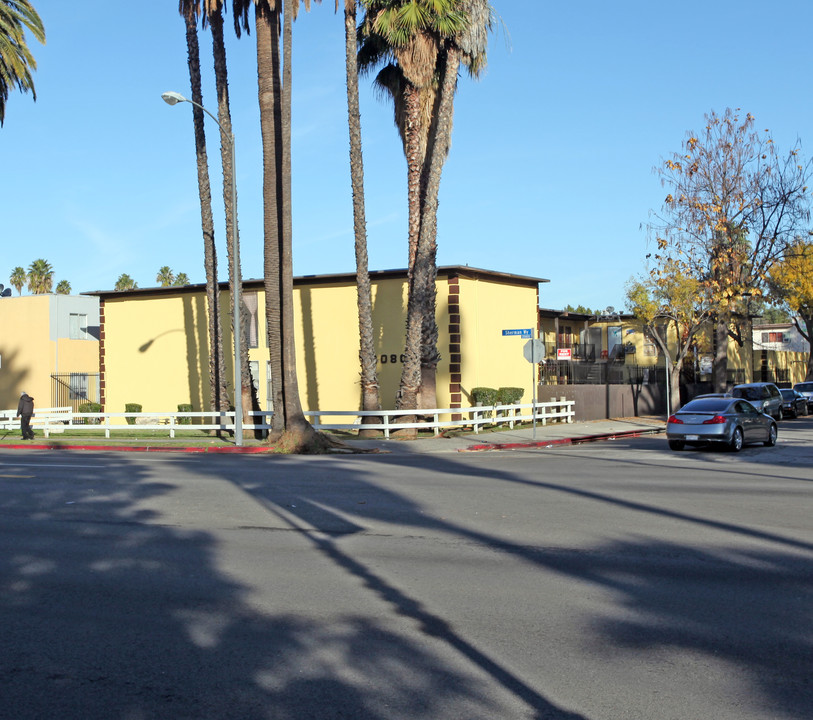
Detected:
left=752, top=323, right=810, bottom=353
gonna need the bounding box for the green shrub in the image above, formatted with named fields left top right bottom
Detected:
left=125, top=403, right=142, bottom=425
left=471, top=387, right=498, bottom=406
left=177, top=404, right=193, bottom=424
left=497, top=387, right=524, bottom=405
left=78, top=402, right=102, bottom=424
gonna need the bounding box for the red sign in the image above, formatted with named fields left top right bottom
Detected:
left=557, top=348, right=572, bottom=360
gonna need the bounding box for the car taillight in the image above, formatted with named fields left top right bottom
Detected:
left=667, top=415, right=683, bottom=424
left=702, top=415, right=727, bottom=424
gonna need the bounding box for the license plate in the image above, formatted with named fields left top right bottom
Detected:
left=685, top=434, right=699, bottom=440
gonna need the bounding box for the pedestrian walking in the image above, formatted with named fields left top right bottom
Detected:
left=16, top=391, right=35, bottom=440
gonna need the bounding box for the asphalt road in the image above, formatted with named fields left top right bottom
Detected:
left=1, top=418, right=812, bottom=720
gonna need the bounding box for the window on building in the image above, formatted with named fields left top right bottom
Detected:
left=69, top=313, right=88, bottom=340
left=608, top=326, right=622, bottom=357
left=69, top=373, right=88, bottom=401
left=762, top=331, right=786, bottom=344
left=243, top=293, right=259, bottom=348
left=266, top=361, right=274, bottom=412
left=558, top=325, right=573, bottom=348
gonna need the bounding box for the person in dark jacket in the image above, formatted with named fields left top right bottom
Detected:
left=16, top=392, right=35, bottom=440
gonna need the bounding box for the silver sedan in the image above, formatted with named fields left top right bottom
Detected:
left=666, top=397, right=778, bottom=452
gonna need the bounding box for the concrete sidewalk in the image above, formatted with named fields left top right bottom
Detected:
left=0, top=417, right=666, bottom=454
left=343, top=417, right=667, bottom=454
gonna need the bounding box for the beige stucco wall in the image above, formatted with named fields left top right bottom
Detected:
left=292, top=277, right=411, bottom=418
left=97, top=272, right=542, bottom=421
left=457, top=278, right=539, bottom=405
left=101, top=292, right=216, bottom=416
left=0, top=295, right=100, bottom=410
left=0, top=296, right=51, bottom=409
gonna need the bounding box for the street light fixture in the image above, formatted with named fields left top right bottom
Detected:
left=161, top=91, right=243, bottom=446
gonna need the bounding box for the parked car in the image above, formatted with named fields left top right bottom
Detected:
left=730, top=382, right=783, bottom=420
left=666, top=397, right=778, bottom=452
left=779, top=388, right=809, bottom=418
left=793, top=382, right=813, bottom=411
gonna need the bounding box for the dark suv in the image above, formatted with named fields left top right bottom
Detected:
left=731, top=383, right=783, bottom=420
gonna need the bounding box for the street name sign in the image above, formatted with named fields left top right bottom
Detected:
left=502, top=328, right=533, bottom=338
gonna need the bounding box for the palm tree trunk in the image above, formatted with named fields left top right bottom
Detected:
left=404, top=83, right=423, bottom=279
left=183, top=6, right=226, bottom=419
left=344, top=0, right=380, bottom=435
left=394, top=80, right=428, bottom=428
left=209, top=3, right=254, bottom=424
left=414, top=47, right=461, bottom=412
left=256, top=0, right=286, bottom=435
left=279, top=0, right=314, bottom=443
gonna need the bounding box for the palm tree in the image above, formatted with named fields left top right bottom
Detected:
left=114, top=273, right=138, bottom=291
left=180, top=0, right=229, bottom=418
left=359, top=0, right=490, bottom=417
left=156, top=266, right=175, bottom=287
left=203, top=0, right=254, bottom=424
left=173, top=272, right=191, bottom=286
left=410, top=0, right=492, bottom=408
left=26, top=258, right=53, bottom=293
left=339, top=0, right=380, bottom=434
left=234, top=0, right=325, bottom=449
left=55, top=279, right=70, bottom=294
left=9, top=266, right=26, bottom=294
left=0, top=0, right=45, bottom=126
left=279, top=0, right=314, bottom=446
left=234, top=0, right=285, bottom=435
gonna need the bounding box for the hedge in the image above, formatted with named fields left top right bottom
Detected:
left=125, top=403, right=142, bottom=425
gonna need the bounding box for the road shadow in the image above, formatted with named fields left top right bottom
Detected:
left=3, top=446, right=811, bottom=718
left=218, top=449, right=812, bottom=719
left=0, top=451, right=582, bottom=719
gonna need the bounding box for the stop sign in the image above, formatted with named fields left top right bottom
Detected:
left=523, top=339, right=545, bottom=363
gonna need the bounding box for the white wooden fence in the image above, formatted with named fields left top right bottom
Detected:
left=1, top=398, right=574, bottom=440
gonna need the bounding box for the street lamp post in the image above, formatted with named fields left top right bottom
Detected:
left=161, top=91, right=243, bottom=446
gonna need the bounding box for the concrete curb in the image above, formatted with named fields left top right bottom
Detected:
left=460, top=427, right=665, bottom=452
left=0, top=425, right=665, bottom=455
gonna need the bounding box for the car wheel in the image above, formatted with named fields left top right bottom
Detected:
left=729, top=427, right=744, bottom=452
left=774, top=409, right=782, bottom=421
left=764, top=423, right=777, bottom=447
left=668, top=440, right=685, bottom=451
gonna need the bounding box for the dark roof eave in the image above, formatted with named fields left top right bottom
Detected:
left=84, top=265, right=550, bottom=298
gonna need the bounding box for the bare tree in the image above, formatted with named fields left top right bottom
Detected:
left=650, top=108, right=811, bottom=391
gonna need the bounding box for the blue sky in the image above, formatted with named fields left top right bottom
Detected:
left=2, top=1, right=812, bottom=312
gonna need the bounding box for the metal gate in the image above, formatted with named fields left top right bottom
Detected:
left=51, top=373, right=100, bottom=411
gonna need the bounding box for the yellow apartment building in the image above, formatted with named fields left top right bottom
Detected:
left=0, top=294, right=100, bottom=410
left=88, top=266, right=547, bottom=421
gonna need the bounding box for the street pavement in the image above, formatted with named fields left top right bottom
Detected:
left=0, top=417, right=666, bottom=455
left=2, top=421, right=811, bottom=720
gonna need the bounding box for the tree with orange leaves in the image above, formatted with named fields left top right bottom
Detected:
left=649, top=108, right=811, bottom=391
left=767, top=238, right=813, bottom=380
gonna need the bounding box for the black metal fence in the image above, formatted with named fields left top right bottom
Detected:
left=540, top=361, right=751, bottom=388
left=51, top=373, right=100, bottom=412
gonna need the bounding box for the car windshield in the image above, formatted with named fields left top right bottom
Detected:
left=780, top=389, right=795, bottom=399
left=679, top=399, right=731, bottom=413
left=733, top=387, right=762, bottom=400
left=796, top=383, right=813, bottom=392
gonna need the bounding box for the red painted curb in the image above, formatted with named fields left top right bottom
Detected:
left=460, top=428, right=663, bottom=452
left=0, top=443, right=271, bottom=454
